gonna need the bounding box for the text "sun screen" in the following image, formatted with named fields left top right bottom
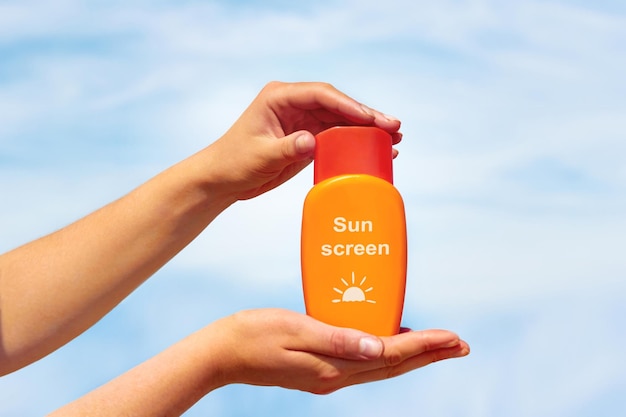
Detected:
left=320, top=216, right=391, bottom=257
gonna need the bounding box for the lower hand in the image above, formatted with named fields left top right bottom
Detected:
left=208, top=308, right=469, bottom=394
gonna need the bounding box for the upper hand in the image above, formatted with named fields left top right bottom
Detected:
left=203, top=81, right=402, bottom=201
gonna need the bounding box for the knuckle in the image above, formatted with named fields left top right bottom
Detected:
left=328, top=330, right=348, bottom=357
left=313, top=365, right=343, bottom=395
left=229, top=309, right=254, bottom=328
left=316, top=81, right=335, bottom=89
left=260, top=81, right=286, bottom=97
left=317, top=366, right=342, bottom=384
left=311, top=81, right=337, bottom=94
left=384, top=349, right=404, bottom=367
left=264, top=80, right=284, bottom=90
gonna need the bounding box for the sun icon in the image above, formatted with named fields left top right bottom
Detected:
left=332, top=272, right=376, bottom=304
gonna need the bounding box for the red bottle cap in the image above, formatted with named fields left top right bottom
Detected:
left=314, top=126, right=394, bottom=184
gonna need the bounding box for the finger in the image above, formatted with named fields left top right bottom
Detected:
left=301, top=333, right=469, bottom=394
left=278, top=130, right=316, bottom=162
left=361, top=104, right=402, bottom=133
left=238, top=131, right=314, bottom=198
left=343, top=341, right=470, bottom=388
left=274, top=82, right=402, bottom=133
left=391, top=131, right=403, bottom=145
left=288, top=315, right=384, bottom=361
left=252, top=130, right=315, bottom=180
left=280, top=82, right=373, bottom=122
left=378, top=330, right=464, bottom=365
left=314, top=329, right=463, bottom=376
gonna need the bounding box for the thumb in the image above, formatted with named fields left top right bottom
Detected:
left=271, top=130, right=316, bottom=164
left=323, top=328, right=384, bottom=361
left=294, top=315, right=384, bottom=361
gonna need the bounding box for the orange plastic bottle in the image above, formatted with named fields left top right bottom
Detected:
left=301, top=126, right=407, bottom=336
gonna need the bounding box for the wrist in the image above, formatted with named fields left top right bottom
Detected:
left=153, top=148, right=239, bottom=223
left=185, top=319, right=237, bottom=394
left=182, top=141, right=246, bottom=206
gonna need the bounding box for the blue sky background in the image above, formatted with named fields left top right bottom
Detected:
left=1, top=0, right=625, bottom=415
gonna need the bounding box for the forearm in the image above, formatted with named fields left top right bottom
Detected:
left=46, top=325, right=227, bottom=417
left=0, top=146, right=235, bottom=375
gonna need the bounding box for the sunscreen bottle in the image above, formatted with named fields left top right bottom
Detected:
left=301, top=126, right=407, bottom=336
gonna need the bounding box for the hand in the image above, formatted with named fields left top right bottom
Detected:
left=46, top=309, right=469, bottom=416
left=203, top=81, right=403, bottom=201
left=209, top=309, right=469, bottom=395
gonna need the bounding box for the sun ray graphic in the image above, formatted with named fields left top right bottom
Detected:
left=332, top=272, right=376, bottom=304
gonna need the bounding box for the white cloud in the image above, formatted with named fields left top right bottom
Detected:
left=405, top=206, right=626, bottom=312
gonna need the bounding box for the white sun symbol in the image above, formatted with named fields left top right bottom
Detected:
left=332, top=272, right=376, bottom=304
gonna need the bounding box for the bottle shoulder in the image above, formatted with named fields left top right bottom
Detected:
left=303, top=175, right=405, bottom=216
left=305, top=174, right=402, bottom=197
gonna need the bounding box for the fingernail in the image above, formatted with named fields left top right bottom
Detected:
left=442, top=338, right=462, bottom=348
left=448, top=342, right=470, bottom=358
left=295, top=133, right=315, bottom=155
left=359, top=336, right=383, bottom=358
left=458, top=345, right=470, bottom=357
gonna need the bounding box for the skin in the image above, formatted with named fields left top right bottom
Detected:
left=0, top=81, right=469, bottom=415
left=48, top=309, right=469, bottom=417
